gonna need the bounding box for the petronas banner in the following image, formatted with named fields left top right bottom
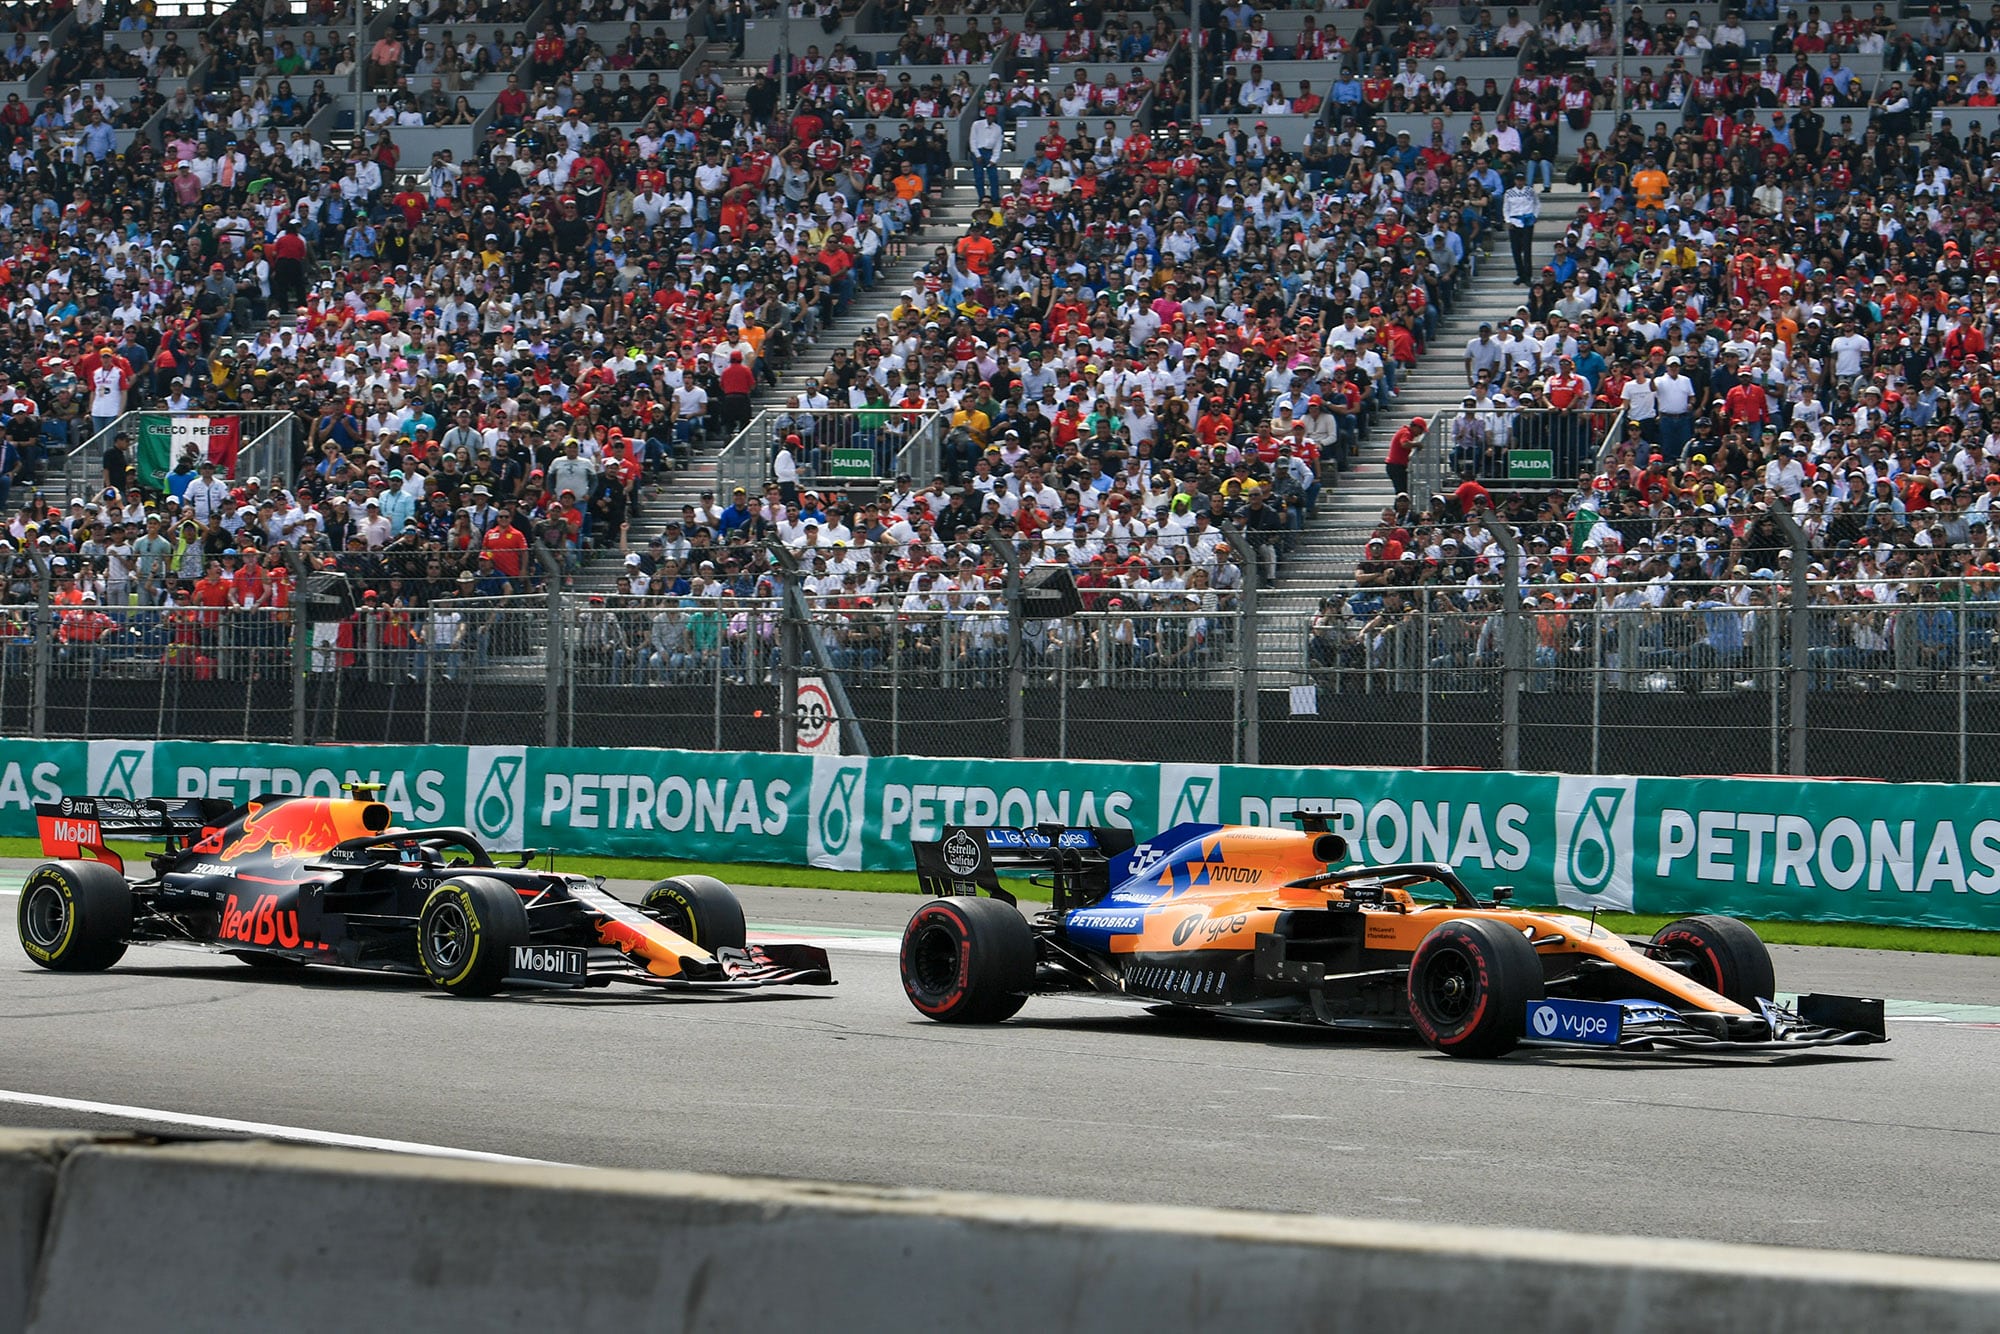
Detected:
left=6, top=741, right=1998, bottom=931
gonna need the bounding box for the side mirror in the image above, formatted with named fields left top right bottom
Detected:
left=1492, top=885, right=1514, bottom=904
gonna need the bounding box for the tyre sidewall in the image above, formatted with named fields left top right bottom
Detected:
left=642, top=876, right=747, bottom=951
left=902, top=900, right=977, bottom=1019
left=1651, top=915, right=1773, bottom=1007
left=1408, top=923, right=1494, bottom=1050
left=419, top=878, right=526, bottom=995
left=18, top=862, right=130, bottom=971
left=1408, top=917, right=1542, bottom=1057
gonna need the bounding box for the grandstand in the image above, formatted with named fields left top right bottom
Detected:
left=0, top=0, right=1996, bottom=778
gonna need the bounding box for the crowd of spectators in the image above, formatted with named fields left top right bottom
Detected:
left=1314, top=87, right=2000, bottom=690
left=0, top=0, right=969, bottom=680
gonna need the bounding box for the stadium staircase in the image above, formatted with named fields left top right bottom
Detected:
left=573, top=177, right=982, bottom=588
left=1252, top=184, right=1591, bottom=677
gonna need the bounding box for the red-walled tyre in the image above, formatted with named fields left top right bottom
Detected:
left=1649, top=915, right=1774, bottom=1008
left=1407, top=917, right=1545, bottom=1058
left=900, top=896, right=1034, bottom=1024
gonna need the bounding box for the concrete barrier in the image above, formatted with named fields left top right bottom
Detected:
left=11, top=1135, right=2000, bottom=1332
left=0, top=1133, right=94, bottom=1334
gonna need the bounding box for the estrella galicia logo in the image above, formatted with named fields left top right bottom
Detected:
left=88, top=742, right=153, bottom=801
left=1565, top=787, right=1625, bottom=894
left=942, top=829, right=982, bottom=878
left=465, top=746, right=526, bottom=849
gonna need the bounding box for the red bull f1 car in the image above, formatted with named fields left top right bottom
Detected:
left=17, top=789, right=832, bottom=996
left=899, top=808, right=1886, bottom=1058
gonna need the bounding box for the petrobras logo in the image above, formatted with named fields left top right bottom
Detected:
left=1552, top=776, right=1637, bottom=910
left=1159, top=762, right=1220, bottom=827
left=807, top=755, right=866, bottom=871
left=466, top=745, right=527, bottom=850
left=88, top=741, right=154, bottom=802
left=1526, top=999, right=1622, bottom=1045
left=1066, top=908, right=1146, bottom=933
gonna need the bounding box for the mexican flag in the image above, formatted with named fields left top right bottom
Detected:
left=136, top=414, right=241, bottom=490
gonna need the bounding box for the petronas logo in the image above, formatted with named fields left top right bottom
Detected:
left=474, top=755, right=522, bottom=838
left=1169, top=775, right=1214, bottom=826
left=101, top=749, right=147, bottom=799
left=1566, top=788, right=1624, bottom=894
left=819, top=766, right=861, bottom=854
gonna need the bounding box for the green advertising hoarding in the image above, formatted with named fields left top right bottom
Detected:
left=3, top=742, right=1997, bottom=932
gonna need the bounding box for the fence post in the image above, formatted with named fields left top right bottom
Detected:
left=532, top=542, right=563, bottom=749
left=772, top=548, right=800, bottom=754
left=1220, top=522, right=1259, bottom=766
left=30, top=553, right=49, bottom=740
left=1769, top=508, right=1810, bottom=775
left=1959, top=572, right=1969, bottom=785
left=286, top=552, right=308, bottom=745
left=978, top=532, right=1025, bottom=759
left=1482, top=505, right=1521, bottom=770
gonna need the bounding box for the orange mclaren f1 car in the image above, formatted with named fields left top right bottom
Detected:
left=899, top=808, right=1885, bottom=1057
left=18, top=789, right=831, bottom=995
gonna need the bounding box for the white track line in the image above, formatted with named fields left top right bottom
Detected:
left=0, top=1089, right=567, bottom=1166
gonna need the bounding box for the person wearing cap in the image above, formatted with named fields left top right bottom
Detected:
left=1502, top=171, right=1539, bottom=284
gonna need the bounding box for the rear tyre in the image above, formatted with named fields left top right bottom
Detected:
left=1407, top=917, right=1544, bottom=1058
left=418, top=877, right=530, bottom=997
left=641, top=875, right=747, bottom=951
left=1649, top=915, right=1774, bottom=1008
left=17, top=861, right=130, bottom=972
left=900, top=896, right=1035, bottom=1024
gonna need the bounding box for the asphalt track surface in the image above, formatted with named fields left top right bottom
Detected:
left=5, top=863, right=2000, bottom=1260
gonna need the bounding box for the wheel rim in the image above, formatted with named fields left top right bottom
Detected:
left=1421, top=944, right=1477, bottom=1025
left=426, top=901, right=469, bottom=971
left=21, top=883, right=67, bottom=951
left=909, top=920, right=961, bottom=995
left=649, top=897, right=694, bottom=942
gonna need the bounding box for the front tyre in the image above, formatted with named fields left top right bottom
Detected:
left=1649, top=914, right=1774, bottom=1008
left=18, top=861, right=131, bottom=972
left=1407, top=917, right=1545, bottom=1058
left=641, top=875, right=747, bottom=951
left=900, top=896, right=1034, bottom=1024
left=418, top=877, right=530, bottom=997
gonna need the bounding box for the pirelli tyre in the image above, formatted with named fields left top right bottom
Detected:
left=900, top=896, right=1035, bottom=1024
left=17, top=861, right=131, bottom=972
left=418, top=877, right=530, bottom=997
left=1407, top=917, right=1545, bottom=1059
left=641, top=875, right=747, bottom=952
left=1650, top=914, right=1775, bottom=1009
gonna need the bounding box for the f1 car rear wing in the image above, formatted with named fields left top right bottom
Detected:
left=35, top=795, right=235, bottom=872
left=913, top=824, right=1136, bottom=911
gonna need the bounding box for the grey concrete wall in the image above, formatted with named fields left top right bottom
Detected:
left=12, top=1134, right=2000, bottom=1334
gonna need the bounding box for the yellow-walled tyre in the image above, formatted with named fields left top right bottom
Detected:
left=18, top=861, right=131, bottom=972
left=418, top=877, right=529, bottom=996
left=641, top=875, right=746, bottom=951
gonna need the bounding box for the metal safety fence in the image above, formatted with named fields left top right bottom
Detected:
left=4, top=568, right=2000, bottom=783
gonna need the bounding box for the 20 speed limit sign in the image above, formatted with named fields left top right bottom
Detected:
left=796, top=678, right=838, bottom=753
